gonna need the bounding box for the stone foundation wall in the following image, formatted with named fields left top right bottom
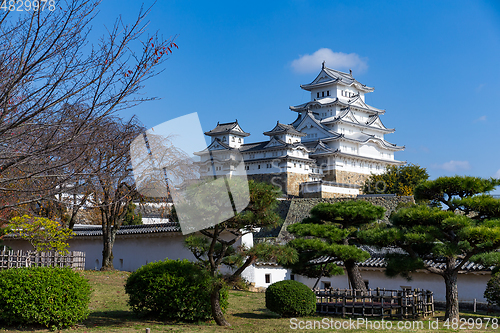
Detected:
left=322, top=170, right=337, bottom=182
left=287, top=173, right=309, bottom=197
left=334, top=170, right=370, bottom=187
left=248, top=170, right=369, bottom=197
left=247, top=172, right=309, bottom=197
left=247, top=173, right=288, bottom=194
left=277, top=196, right=415, bottom=241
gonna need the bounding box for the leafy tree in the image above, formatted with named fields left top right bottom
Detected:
left=123, top=203, right=143, bottom=226
left=363, top=163, right=429, bottom=196
left=286, top=200, right=385, bottom=291
left=184, top=180, right=297, bottom=327
left=8, top=215, right=75, bottom=254
left=360, top=176, right=500, bottom=320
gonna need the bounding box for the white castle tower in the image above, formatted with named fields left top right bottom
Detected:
left=289, top=63, right=405, bottom=187
left=197, top=64, right=404, bottom=197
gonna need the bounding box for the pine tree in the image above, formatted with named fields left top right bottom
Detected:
left=360, top=176, right=500, bottom=320
left=286, top=200, right=385, bottom=291
left=184, top=180, right=296, bottom=326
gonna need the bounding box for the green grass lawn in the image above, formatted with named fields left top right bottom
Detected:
left=0, top=270, right=498, bottom=332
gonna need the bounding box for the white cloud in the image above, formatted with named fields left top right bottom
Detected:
left=291, top=48, right=368, bottom=74
left=473, top=115, right=487, bottom=122
left=494, top=169, right=500, bottom=178
left=432, top=160, right=471, bottom=172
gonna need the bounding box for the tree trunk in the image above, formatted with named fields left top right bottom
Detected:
left=211, top=283, right=230, bottom=327
left=344, top=260, right=367, bottom=292
left=101, top=229, right=116, bottom=270
left=443, top=271, right=459, bottom=320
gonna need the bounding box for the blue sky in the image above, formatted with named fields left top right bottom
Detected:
left=96, top=0, right=500, bottom=192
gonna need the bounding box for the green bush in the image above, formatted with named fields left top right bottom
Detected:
left=0, top=267, right=91, bottom=328
left=125, top=259, right=228, bottom=322
left=484, top=272, right=500, bottom=307
left=265, top=280, right=316, bottom=317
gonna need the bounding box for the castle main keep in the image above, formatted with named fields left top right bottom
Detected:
left=196, top=64, right=404, bottom=197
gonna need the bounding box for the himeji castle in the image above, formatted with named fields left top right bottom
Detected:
left=196, top=64, right=405, bottom=197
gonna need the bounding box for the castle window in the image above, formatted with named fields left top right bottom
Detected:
left=245, top=165, right=249, bottom=170
left=222, top=136, right=226, bottom=142
left=317, top=92, right=320, bottom=98
left=258, top=165, right=260, bottom=169
left=265, top=274, right=271, bottom=284
left=238, top=138, right=242, bottom=143
left=327, top=90, right=330, bottom=96
left=322, top=91, right=325, bottom=97
left=294, top=163, right=296, bottom=168
left=232, top=136, right=235, bottom=142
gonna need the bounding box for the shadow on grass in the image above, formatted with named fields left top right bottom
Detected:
left=84, top=310, right=153, bottom=327
left=232, top=308, right=281, bottom=319
left=86, top=310, right=215, bottom=329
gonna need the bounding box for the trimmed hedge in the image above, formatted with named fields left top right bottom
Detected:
left=125, top=259, right=228, bottom=322
left=0, top=267, right=91, bottom=328
left=265, top=280, right=316, bottom=317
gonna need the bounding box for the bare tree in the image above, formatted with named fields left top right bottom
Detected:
left=0, top=0, right=177, bottom=220
left=86, top=116, right=143, bottom=270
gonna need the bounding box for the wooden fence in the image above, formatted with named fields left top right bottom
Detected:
left=0, top=250, right=85, bottom=270
left=315, top=287, right=434, bottom=318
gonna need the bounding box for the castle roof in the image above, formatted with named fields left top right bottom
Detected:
left=290, top=97, right=384, bottom=115
left=340, top=132, right=404, bottom=151
left=263, top=121, right=306, bottom=137
left=322, top=109, right=395, bottom=133
left=300, top=65, right=374, bottom=93
left=239, top=138, right=310, bottom=153
left=204, top=121, right=250, bottom=137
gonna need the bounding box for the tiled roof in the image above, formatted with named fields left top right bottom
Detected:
left=300, top=66, right=374, bottom=93
left=311, top=245, right=493, bottom=272
left=72, top=222, right=181, bottom=237
left=204, top=121, right=250, bottom=137
left=263, top=122, right=305, bottom=137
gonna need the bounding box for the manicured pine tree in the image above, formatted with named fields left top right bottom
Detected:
left=286, top=200, right=385, bottom=291
left=360, top=176, right=500, bottom=321
left=183, top=180, right=296, bottom=327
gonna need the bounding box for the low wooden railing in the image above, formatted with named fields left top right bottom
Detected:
left=314, top=287, right=434, bottom=318
left=0, top=250, right=85, bottom=270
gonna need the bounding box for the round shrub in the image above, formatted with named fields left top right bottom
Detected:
left=125, top=259, right=228, bottom=322
left=265, top=280, right=316, bottom=317
left=484, top=271, right=500, bottom=307
left=0, top=267, right=91, bottom=328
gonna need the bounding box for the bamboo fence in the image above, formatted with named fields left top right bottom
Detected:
left=0, top=250, right=85, bottom=270
left=315, top=287, right=434, bottom=318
